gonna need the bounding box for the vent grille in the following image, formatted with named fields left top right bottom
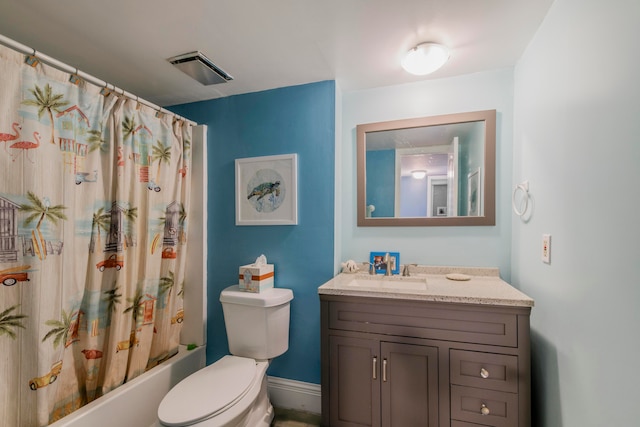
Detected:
left=168, top=51, right=233, bottom=85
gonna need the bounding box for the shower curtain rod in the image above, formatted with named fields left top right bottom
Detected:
left=0, top=33, right=197, bottom=126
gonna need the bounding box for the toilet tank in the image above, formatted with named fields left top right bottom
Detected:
left=219, top=285, right=294, bottom=360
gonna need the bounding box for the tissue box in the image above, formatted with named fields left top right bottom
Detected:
left=238, top=264, right=274, bottom=292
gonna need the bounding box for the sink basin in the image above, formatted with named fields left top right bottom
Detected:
left=343, top=276, right=428, bottom=291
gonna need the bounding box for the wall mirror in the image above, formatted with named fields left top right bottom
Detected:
left=357, top=110, right=496, bottom=226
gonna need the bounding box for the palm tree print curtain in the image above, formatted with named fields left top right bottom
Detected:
left=0, top=44, right=193, bottom=426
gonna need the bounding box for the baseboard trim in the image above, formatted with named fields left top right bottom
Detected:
left=267, top=376, right=321, bottom=415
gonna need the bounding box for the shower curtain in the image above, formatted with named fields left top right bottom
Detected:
left=0, top=44, right=193, bottom=426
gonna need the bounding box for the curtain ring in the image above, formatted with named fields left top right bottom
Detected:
left=25, top=49, right=39, bottom=67
left=512, top=181, right=530, bottom=217
left=69, top=68, right=81, bottom=85
left=100, top=82, right=111, bottom=96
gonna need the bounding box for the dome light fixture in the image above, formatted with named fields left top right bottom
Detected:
left=401, top=42, right=450, bottom=76
left=411, top=170, right=427, bottom=179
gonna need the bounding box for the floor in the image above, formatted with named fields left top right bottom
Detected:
left=271, top=407, right=321, bottom=427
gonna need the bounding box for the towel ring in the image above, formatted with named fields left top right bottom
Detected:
left=512, top=181, right=530, bottom=217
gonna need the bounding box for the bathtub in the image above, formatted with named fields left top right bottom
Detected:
left=48, top=345, right=206, bottom=427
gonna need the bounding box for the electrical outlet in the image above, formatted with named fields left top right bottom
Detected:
left=542, top=234, right=551, bottom=264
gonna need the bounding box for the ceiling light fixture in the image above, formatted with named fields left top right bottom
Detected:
left=411, top=170, right=427, bottom=179
left=401, top=42, right=450, bottom=76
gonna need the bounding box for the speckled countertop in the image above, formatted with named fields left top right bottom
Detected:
left=318, top=265, right=534, bottom=307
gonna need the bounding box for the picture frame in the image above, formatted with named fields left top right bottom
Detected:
left=467, top=167, right=481, bottom=217
left=369, top=251, right=400, bottom=275
left=235, top=153, right=298, bottom=225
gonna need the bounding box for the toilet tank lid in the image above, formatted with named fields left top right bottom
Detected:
left=220, top=285, right=293, bottom=307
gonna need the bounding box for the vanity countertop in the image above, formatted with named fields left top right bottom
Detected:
left=318, top=266, right=534, bottom=307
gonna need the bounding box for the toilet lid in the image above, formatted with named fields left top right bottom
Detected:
left=158, top=356, right=257, bottom=426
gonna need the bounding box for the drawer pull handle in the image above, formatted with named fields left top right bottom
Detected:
left=382, top=358, right=388, bottom=382
left=480, top=368, right=490, bottom=379
left=372, top=357, right=377, bottom=380
left=481, top=403, right=490, bottom=416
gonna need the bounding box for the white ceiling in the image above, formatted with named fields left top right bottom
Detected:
left=0, top=0, right=553, bottom=108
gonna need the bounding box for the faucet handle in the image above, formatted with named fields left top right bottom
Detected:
left=402, top=264, right=418, bottom=277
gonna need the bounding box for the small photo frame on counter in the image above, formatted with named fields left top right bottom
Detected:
left=369, top=251, right=400, bottom=275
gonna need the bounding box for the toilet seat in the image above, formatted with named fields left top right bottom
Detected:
left=158, top=356, right=257, bottom=426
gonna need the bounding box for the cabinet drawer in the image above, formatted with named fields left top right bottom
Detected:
left=450, top=350, right=518, bottom=393
left=329, top=301, right=518, bottom=347
left=451, top=421, right=493, bottom=427
left=450, top=385, right=518, bottom=427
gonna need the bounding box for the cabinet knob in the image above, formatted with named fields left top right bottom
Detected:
left=480, top=368, right=489, bottom=379
left=481, top=403, right=490, bottom=416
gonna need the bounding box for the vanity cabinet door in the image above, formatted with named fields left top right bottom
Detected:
left=381, top=342, right=439, bottom=427
left=329, top=335, right=381, bottom=427
left=327, top=336, right=439, bottom=427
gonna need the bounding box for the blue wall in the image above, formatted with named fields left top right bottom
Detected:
left=170, top=81, right=335, bottom=383
left=366, top=149, right=395, bottom=217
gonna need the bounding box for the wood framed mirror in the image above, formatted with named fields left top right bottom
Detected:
left=357, top=110, right=496, bottom=226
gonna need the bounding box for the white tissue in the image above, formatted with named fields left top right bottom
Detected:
left=255, top=254, right=267, bottom=266
left=341, top=260, right=359, bottom=273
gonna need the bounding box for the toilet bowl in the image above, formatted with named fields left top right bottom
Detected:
left=158, top=356, right=271, bottom=426
left=158, top=285, right=293, bottom=427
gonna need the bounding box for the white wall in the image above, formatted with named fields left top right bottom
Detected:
left=512, top=0, right=640, bottom=425
left=340, top=69, right=515, bottom=278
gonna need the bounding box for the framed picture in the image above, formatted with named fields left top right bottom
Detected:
left=369, top=251, right=400, bottom=275
left=467, top=167, right=481, bottom=216
left=235, top=154, right=298, bottom=225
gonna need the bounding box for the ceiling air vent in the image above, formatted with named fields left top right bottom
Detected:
left=168, top=51, right=233, bottom=85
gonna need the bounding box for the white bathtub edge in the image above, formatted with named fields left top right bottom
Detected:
left=48, top=345, right=206, bottom=427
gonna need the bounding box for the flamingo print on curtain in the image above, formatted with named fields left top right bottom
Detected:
left=0, top=43, right=193, bottom=426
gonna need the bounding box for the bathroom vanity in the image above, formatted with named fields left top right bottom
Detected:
left=318, top=267, right=534, bottom=427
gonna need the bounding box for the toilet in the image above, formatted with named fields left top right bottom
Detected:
left=158, top=285, right=294, bottom=427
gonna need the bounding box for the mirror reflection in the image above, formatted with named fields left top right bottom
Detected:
left=357, top=110, right=496, bottom=226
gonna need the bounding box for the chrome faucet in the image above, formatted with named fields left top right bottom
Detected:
left=384, top=253, right=392, bottom=276
left=402, top=263, right=418, bottom=277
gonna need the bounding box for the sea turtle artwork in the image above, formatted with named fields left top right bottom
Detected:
left=246, top=169, right=286, bottom=213
left=247, top=181, right=280, bottom=201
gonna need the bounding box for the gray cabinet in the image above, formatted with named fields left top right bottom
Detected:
left=329, top=335, right=380, bottom=426
left=320, top=295, right=531, bottom=427
left=328, top=335, right=438, bottom=427
left=381, top=341, right=439, bottom=426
